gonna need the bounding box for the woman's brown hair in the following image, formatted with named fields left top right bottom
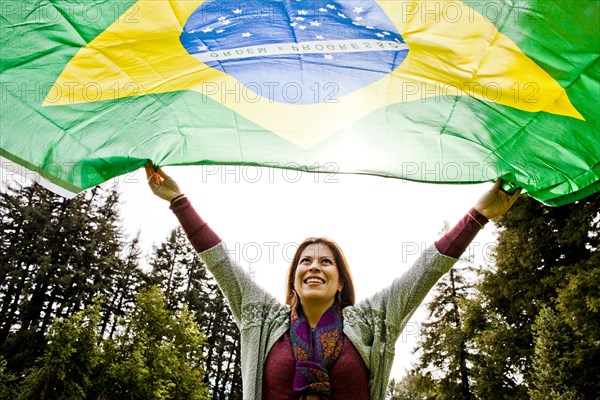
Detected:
left=285, top=237, right=355, bottom=308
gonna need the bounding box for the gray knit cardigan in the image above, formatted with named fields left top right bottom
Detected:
left=199, top=242, right=457, bottom=400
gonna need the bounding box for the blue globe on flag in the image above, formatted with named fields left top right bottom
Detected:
left=180, top=0, right=409, bottom=104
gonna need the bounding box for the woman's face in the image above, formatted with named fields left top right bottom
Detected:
left=293, top=243, right=342, bottom=308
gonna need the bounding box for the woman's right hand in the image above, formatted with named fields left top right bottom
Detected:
left=145, top=161, right=183, bottom=202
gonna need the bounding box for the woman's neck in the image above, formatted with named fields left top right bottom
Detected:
left=301, top=298, right=335, bottom=328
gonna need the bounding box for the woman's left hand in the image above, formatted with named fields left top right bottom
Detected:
left=474, top=178, right=521, bottom=220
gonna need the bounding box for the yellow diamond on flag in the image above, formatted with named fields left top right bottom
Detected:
left=45, top=0, right=583, bottom=149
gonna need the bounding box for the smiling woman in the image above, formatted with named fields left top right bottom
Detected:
left=145, top=161, right=520, bottom=400
left=287, top=238, right=355, bottom=313
left=272, top=238, right=367, bottom=399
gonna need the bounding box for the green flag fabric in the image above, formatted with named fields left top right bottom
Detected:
left=1, top=0, right=598, bottom=204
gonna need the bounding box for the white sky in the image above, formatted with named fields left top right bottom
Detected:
left=116, top=165, right=499, bottom=380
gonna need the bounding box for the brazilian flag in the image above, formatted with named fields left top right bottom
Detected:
left=1, top=0, right=598, bottom=204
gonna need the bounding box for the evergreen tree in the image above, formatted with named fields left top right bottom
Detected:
left=0, top=183, right=54, bottom=379
left=411, top=264, right=476, bottom=400
left=17, top=301, right=105, bottom=399
left=99, top=231, right=145, bottom=339
left=16, top=287, right=210, bottom=400
left=528, top=242, right=600, bottom=399
left=405, top=220, right=477, bottom=400
left=0, top=182, right=241, bottom=397
left=528, top=307, right=579, bottom=400
left=149, top=228, right=196, bottom=310
left=0, top=182, right=141, bottom=378
left=106, top=286, right=210, bottom=400
left=196, top=279, right=242, bottom=399
left=468, top=193, right=600, bottom=399
left=149, top=228, right=242, bottom=399
left=554, top=250, right=600, bottom=398
left=404, top=194, right=599, bottom=399
left=0, top=356, right=19, bottom=399
left=387, top=373, right=436, bottom=400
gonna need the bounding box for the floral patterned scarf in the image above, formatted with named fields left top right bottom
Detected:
left=290, top=300, right=344, bottom=399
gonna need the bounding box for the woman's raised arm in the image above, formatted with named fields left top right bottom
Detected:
left=146, top=161, right=221, bottom=252
left=144, top=161, right=282, bottom=323
left=345, top=179, right=521, bottom=363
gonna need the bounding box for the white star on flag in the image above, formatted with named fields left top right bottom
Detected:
left=242, top=32, right=251, bottom=37
left=324, top=54, right=333, bottom=60
left=353, top=7, right=364, bottom=13
left=310, top=21, right=321, bottom=26
left=233, top=9, right=242, bottom=14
